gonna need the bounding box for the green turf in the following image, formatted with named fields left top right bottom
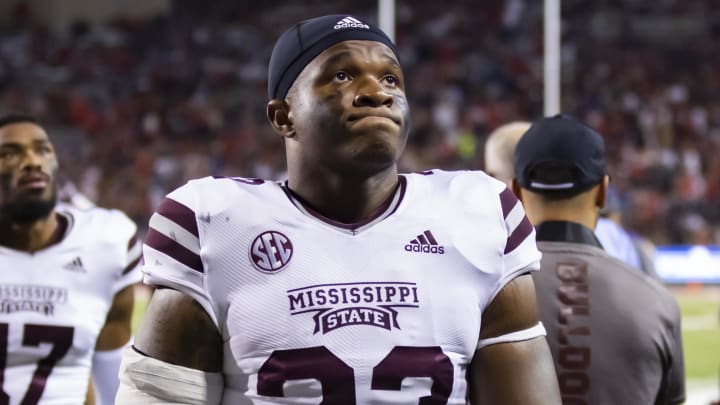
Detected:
left=131, top=290, right=150, bottom=333
left=675, top=288, right=720, bottom=381
left=684, top=329, right=720, bottom=379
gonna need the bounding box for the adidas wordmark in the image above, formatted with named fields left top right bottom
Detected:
left=405, top=230, right=445, bottom=254
left=334, top=16, right=370, bottom=30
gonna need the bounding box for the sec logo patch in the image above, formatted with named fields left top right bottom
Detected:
left=250, top=231, right=293, bottom=273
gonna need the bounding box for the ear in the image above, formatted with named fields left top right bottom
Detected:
left=596, top=175, right=610, bottom=209
left=511, top=179, right=524, bottom=202
left=266, top=99, right=295, bottom=138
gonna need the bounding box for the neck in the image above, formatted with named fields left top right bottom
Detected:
left=520, top=190, right=600, bottom=230
left=524, top=203, right=599, bottom=230
left=0, top=212, right=62, bottom=253
left=287, top=166, right=399, bottom=224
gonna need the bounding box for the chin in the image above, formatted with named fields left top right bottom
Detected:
left=347, top=148, right=398, bottom=174
left=4, top=192, right=57, bottom=223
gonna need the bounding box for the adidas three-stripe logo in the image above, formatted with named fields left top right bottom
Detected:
left=62, top=256, right=87, bottom=273
left=404, top=230, right=445, bottom=254
left=334, top=16, right=370, bottom=30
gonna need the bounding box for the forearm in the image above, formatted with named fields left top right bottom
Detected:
left=92, top=343, right=130, bottom=405
left=470, top=337, right=561, bottom=405
left=93, top=284, right=135, bottom=404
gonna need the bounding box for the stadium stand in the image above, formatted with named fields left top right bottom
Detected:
left=0, top=0, right=718, bottom=248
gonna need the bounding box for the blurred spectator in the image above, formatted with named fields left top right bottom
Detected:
left=595, top=187, right=661, bottom=279
left=483, top=118, right=661, bottom=278
left=483, top=120, right=530, bottom=184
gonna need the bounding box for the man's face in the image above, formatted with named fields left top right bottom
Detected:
left=0, top=122, right=58, bottom=223
left=286, top=40, right=410, bottom=175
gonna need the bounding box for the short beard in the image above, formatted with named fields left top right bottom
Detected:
left=3, top=192, right=57, bottom=224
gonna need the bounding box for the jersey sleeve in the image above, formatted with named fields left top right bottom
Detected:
left=474, top=187, right=544, bottom=348
left=112, top=212, right=143, bottom=294
left=658, top=301, right=686, bottom=404
left=141, top=181, right=218, bottom=327
left=492, top=187, right=541, bottom=298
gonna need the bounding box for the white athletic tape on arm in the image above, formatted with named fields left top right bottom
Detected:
left=115, top=347, right=223, bottom=405
left=92, top=341, right=130, bottom=405
left=477, top=322, right=547, bottom=349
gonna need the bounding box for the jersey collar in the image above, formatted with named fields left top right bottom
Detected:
left=535, top=220, right=604, bottom=249
left=281, top=176, right=407, bottom=234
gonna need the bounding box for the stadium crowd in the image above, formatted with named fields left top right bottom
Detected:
left=0, top=0, right=719, bottom=245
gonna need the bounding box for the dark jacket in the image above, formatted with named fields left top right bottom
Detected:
left=533, top=221, right=685, bottom=405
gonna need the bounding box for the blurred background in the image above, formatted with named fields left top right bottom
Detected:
left=0, top=0, right=718, bottom=403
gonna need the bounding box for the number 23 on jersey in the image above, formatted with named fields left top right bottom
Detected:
left=258, top=346, right=453, bottom=404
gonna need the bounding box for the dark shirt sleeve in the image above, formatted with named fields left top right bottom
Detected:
left=655, top=306, right=685, bottom=405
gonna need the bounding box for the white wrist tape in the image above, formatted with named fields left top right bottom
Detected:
left=92, top=341, right=129, bottom=405
left=115, top=346, right=223, bottom=405
left=477, top=322, right=547, bottom=349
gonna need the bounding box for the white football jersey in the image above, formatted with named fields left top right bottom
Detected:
left=0, top=205, right=141, bottom=404
left=143, top=169, right=541, bottom=404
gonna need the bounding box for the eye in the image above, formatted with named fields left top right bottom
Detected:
left=36, top=146, right=52, bottom=155
left=334, top=72, right=350, bottom=82
left=383, top=74, right=399, bottom=87
left=0, top=149, right=18, bottom=159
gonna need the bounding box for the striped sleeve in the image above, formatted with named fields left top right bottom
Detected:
left=493, top=188, right=541, bottom=294
left=475, top=187, right=543, bottom=349
left=144, top=198, right=203, bottom=273
left=124, top=232, right=141, bottom=275
left=141, top=185, right=218, bottom=327
left=111, top=227, right=143, bottom=294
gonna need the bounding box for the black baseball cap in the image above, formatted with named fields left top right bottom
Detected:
left=267, top=14, right=399, bottom=100
left=514, top=114, right=606, bottom=194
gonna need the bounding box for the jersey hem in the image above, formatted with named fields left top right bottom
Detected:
left=483, top=259, right=540, bottom=311
left=476, top=322, right=546, bottom=349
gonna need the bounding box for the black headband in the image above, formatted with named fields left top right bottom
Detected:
left=267, top=14, right=399, bottom=100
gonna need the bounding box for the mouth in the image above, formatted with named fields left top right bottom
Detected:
left=17, top=174, right=49, bottom=191
left=347, top=112, right=401, bottom=126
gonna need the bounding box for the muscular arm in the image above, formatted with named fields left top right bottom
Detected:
left=133, top=288, right=223, bottom=371
left=657, top=303, right=686, bottom=405
left=469, top=275, right=561, bottom=404
left=95, top=285, right=134, bottom=351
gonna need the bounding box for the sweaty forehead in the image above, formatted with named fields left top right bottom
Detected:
left=0, top=123, right=50, bottom=145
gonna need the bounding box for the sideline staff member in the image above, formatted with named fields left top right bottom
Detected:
left=512, top=114, right=685, bottom=405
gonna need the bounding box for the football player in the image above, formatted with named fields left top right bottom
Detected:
left=0, top=114, right=141, bottom=404
left=118, top=15, right=561, bottom=404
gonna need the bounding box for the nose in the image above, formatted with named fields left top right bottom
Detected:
left=353, top=77, right=393, bottom=108
left=20, top=150, right=42, bottom=169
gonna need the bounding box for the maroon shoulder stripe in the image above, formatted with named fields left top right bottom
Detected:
left=144, top=228, right=203, bottom=273
left=127, top=232, right=138, bottom=250
left=499, top=188, right=518, bottom=219
left=155, top=198, right=199, bottom=237
left=504, top=216, right=533, bottom=254
left=121, top=256, right=141, bottom=275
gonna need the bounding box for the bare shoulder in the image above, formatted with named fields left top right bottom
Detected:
left=133, top=288, right=223, bottom=372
